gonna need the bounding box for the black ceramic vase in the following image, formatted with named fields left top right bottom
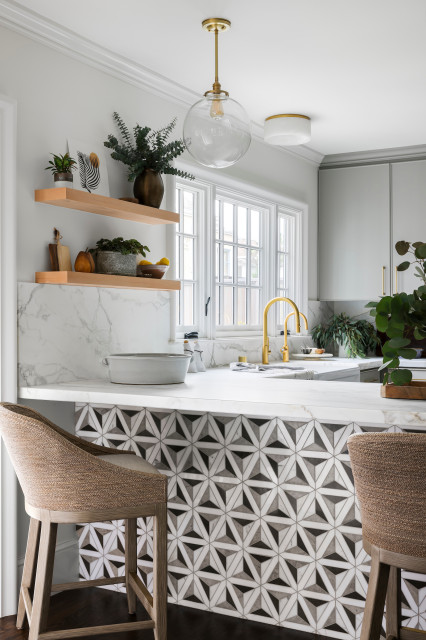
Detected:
left=133, top=169, right=164, bottom=208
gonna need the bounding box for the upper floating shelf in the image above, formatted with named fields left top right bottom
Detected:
left=35, top=188, right=179, bottom=225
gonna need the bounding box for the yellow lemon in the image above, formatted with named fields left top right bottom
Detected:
left=156, top=257, right=170, bottom=266
left=139, top=259, right=152, bottom=265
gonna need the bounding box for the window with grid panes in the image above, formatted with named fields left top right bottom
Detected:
left=175, top=177, right=302, bottom=337
left=215, top=197, right=263, bottom=328
left=175, top=185, right=197, bottom=330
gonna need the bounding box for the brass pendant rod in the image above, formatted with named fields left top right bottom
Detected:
left=215, top=27, right=219, bottom=86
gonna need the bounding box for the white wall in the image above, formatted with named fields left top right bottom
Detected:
left=0, top=24, right=319, bottom=298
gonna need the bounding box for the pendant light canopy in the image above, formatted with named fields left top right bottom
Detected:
left=264, top=114, right=311, bottom=146
left=183, top=18, right=251, bottom=169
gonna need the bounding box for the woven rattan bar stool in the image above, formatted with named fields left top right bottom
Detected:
left=348, top=432, right=426, bottom=640
left=0, top=402, right=168, bottom=640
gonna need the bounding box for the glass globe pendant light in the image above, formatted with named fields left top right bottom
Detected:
left=183, top=18, right=251, bottom=169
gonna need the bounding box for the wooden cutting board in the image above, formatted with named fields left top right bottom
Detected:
left=381, top=381, right=426, bottom=400
left=49, top=228, right=72, bottom=271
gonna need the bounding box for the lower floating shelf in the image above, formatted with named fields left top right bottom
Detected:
left=35, top=271, right=181, bottom=291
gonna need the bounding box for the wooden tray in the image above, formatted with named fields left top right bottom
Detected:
left=381, top=381, right=426, bottom=400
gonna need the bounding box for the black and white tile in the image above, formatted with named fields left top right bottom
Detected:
left=75, top=404, right=426, bottom=640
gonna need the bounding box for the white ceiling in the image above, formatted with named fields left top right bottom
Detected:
left=8, top=0, right=426, bottom=156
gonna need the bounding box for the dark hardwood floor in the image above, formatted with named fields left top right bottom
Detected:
left=0, top=588, right=321, bottom=640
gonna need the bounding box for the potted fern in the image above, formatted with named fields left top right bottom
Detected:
left=311, top=313, right=380, bottom=358
left=104, top=113, right=194, bottom=208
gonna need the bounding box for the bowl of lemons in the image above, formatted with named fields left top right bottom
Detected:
left=137, top=257, right=170, bottom=279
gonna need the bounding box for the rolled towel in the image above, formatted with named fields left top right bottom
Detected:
left=230, top=362, right=257, bottom=371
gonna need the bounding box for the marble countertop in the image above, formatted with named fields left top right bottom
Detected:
left=291, top=356, right=382, bottom=370
left=19, top=368, right=426, bottom=427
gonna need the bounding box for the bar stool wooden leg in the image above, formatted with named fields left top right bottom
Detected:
left=28, top=521, right=57, bottom=640
left=153, top=504, right=167, bottom=640
left=125, top=518, right=137, bottom=615
left=361, top=546, right=390, bottom=640
left=17, top=518, right=41, bottom=629
left=386, top=567, right=401, bottom=640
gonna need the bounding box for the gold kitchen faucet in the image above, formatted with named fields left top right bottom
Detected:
left=262, top=297, right=306, bottom=364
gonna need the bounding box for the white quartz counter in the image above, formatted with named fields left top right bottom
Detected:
left=19, top=368, right=426, bottom=427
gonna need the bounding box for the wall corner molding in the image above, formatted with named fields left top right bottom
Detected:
left=321, top=143, right=426, bottom=168
left=0, top=0, right=324, bottom=167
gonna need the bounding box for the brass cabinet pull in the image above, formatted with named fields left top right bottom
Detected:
left=382, top=266, right=386, bottom=295
left=395, top=266, right=398, bottom=294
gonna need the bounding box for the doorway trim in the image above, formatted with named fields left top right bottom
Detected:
left=0, top=93, right=18, bottom=617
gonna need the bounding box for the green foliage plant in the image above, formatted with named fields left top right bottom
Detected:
left=311, top=313, right=380, bottom=358
left=104, top=112, right=195, bottom=181
left=366, top=240, right=426, bottom=386
left=93, top=237, right=150, bottom=257
left=45, top=152, right=77, bottom=175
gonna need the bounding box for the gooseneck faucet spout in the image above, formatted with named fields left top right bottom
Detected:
left=262, top=297, right=302, bottom=364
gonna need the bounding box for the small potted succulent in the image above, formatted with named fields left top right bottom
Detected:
left=45, top=153, right=77, bottom=188
left=104, top=112, right=194, bottom=208
left=92, top=237, right=150, bottom=276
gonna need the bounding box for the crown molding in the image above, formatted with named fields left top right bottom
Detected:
left=321, top=143, right=426, bottom=168
left=0, top=0, right=324, bottom=166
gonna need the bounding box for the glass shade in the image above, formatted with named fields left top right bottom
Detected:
left=183, top=92, right=251, bottom=168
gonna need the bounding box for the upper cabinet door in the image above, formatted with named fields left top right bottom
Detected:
left=319, top=164, right=390, bottom=301
left=391, top=161, right=426, bottom=294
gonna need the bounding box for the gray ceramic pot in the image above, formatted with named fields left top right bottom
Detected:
left=96, top=251, right=137, bottom=276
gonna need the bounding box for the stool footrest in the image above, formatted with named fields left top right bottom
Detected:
left=51, top=577, right=125, bottom=592
left=400, top=628, right=426, bottom=640
left=38, top=620, right=155, bottom=639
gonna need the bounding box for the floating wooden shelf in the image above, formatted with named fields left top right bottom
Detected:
left=35, top=188, right=179, bottom=225
left=35, top=271, right=180, bottom=291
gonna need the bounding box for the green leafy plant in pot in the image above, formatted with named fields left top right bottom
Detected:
left=366, top=240, right=426, bottom=386
left=312, top=313, right=380, bottom=358
left=45, top=153, right=77, bottom=188
left=92, top=237, right=150, bottom=277
left=104, top=112, right=195, bottom=208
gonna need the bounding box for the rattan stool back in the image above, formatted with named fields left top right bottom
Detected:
left=348, top=432, right=426, bottom=640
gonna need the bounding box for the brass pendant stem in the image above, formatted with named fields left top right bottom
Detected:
left=215, top=28, right=219, bottom=85
left=202, top=18, right=231, bottom=95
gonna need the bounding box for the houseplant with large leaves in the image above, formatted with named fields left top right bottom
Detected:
left=366, top=240, right=426, bottom=385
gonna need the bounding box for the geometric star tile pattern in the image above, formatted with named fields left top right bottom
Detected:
left=75, top=404, right=426, bottom=640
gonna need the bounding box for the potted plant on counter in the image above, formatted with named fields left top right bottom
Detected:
left=45, top=152, right=77, bottom=188
left=366, top=240, right=426, bottom=394
left=312, top=313, right=380, bottom=358
left=92, top=237, right=150, bottom=277
left=104, top=112, right=195, bottom=208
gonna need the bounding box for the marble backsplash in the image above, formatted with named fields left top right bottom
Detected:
left=18, top=283, right=177, bottom=386
left=18, top=284, right=335, bottom=386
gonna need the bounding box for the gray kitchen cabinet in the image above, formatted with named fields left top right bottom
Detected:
left=391, top=160, right=426, bottom=294
left=319, top=164, right=391, bottom=300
